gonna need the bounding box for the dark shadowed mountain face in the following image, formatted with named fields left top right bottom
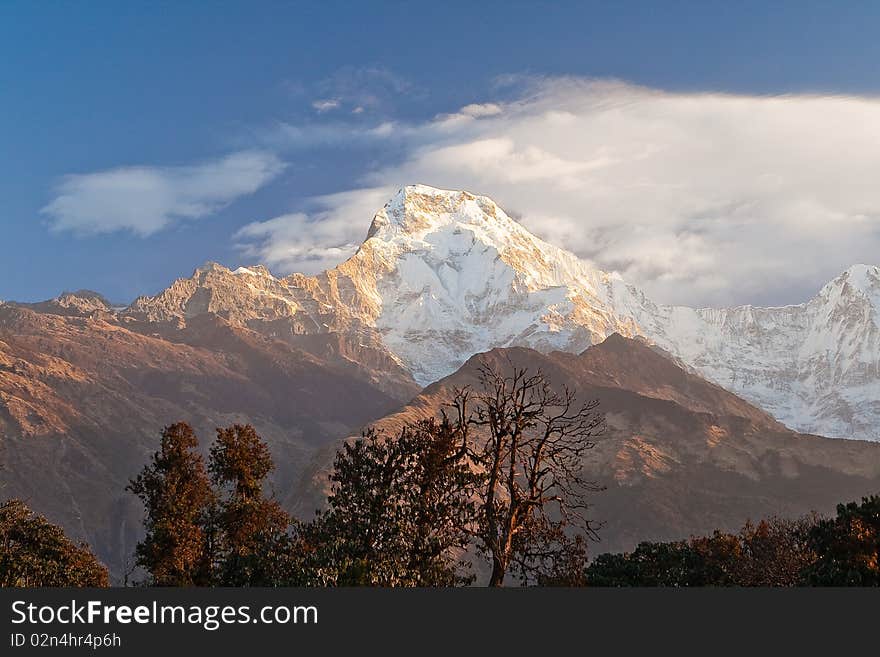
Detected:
left=0, top=303, right=418, bottom=580
left=297, top=334, right=880, bottom=554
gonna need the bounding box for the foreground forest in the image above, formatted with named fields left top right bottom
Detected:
left=2, top=363, right=880, bottom=587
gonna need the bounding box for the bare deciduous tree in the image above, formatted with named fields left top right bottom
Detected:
left=450, top=360, right=605, bottom=586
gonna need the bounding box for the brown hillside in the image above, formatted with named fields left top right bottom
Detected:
left=0, top=304, right=415, bottom=578
left=296, top=334, right=880, bottom=554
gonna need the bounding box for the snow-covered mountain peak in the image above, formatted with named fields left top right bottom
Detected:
left=811, top=264, right=880, bottom=330
left=365, top=184, right=549, bottom=270
left=362, top=184, right=618, bottom=296
left=330, top=185, right=642, bottom=384
left=368, top=184, right=516, bottom=238
left=821, top=264, right=880, bottom=301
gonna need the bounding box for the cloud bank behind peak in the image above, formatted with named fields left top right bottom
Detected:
left=240, top=78, right=880, bottom=307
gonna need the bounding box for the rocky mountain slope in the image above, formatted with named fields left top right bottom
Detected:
left=297, top=335, right=880, bottom=553
left=0, top=302, right=416, bottom=577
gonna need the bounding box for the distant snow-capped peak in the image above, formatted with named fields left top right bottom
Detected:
left=817, top=264, right=880, bottom=323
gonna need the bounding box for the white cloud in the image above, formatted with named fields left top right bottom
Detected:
left=44, top=151, right=285, bottom=237
left=459, top=103, right=503, bottom=118
left=239, top=79, right=880, bottom=306
left=235, top=186, right=394, bottom=274
left=433, top=103, right=504, bottom=124
left=312, top=99, right=341, bottom=113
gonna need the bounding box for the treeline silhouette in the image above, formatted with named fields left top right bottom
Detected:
left=586, top=497, right=880, bottom=586
left=2, top=363, right=880, bottom=586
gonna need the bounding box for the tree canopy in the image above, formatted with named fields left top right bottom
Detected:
left=0, top=499, right=108, bottom=587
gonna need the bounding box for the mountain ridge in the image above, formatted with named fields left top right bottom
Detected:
left=8, top=184, right=880, bottom=440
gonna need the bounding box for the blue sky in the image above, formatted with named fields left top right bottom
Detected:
left=2, top=1, right=880, bottom=305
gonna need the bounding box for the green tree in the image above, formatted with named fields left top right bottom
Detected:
left=209, top=424, right=291, bottom=586
left=587, top=539, right=706, bottom=586
left=515, top=515, right=590, bottom=586
left=306, top=418, right=478, bottom=586
left=805, top=496, right=880, bottom=586
left=586, top=517, right=817, bottom=587
left=0, top=499, right=108, bottom=587
left=127, top=422, right=214, bottom=586
left=734, top=517, right=815, bottom=586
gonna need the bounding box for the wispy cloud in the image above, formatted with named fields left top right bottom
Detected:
left=286, top=66, right=421, bottom=117
left=455, top=103, right=503, bottom=118
left=235, top=187, right=394, bottom=274
left=312, top=98, right=341, bottom=113
left=43, top=151, right=285, bottom=237
left=237, top=78, right=880, bottom=306
left=265, top=120, right=404, bottom=150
